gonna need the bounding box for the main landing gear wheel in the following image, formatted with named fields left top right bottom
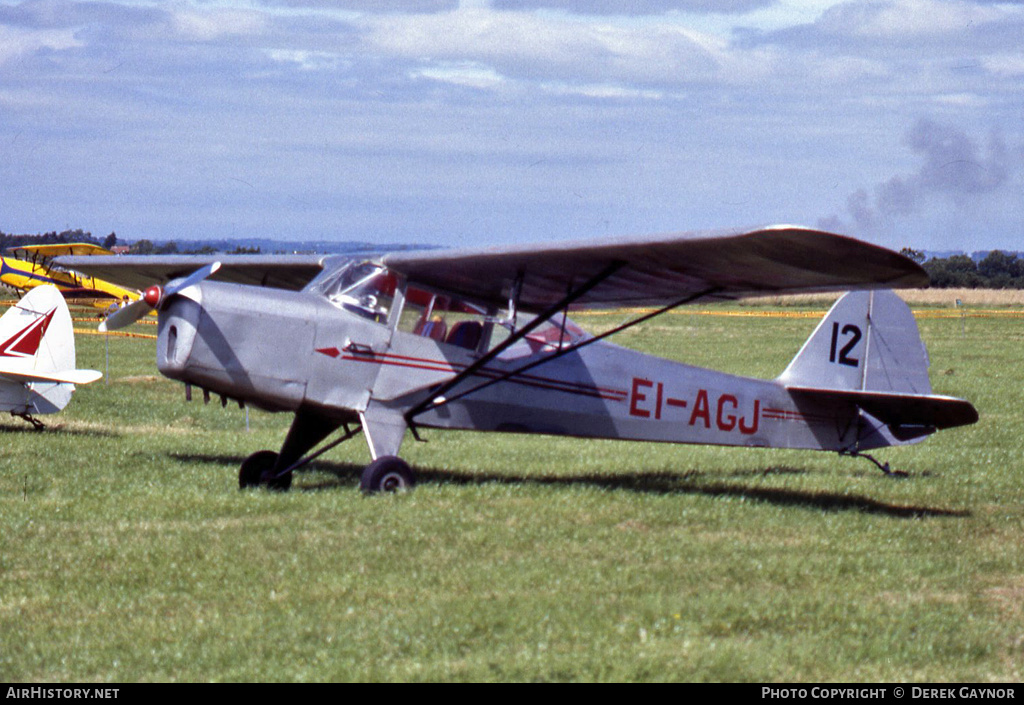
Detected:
left=360, top=456, right=415, bottom=494
left=239, top=450, right=293, bottom=491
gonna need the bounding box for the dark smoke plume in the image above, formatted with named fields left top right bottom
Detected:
left=819, top=118, right=1013, bottom=234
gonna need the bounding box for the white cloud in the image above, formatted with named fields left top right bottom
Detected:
left=168, top=6, right=268, bottom=41
left=982, top=53, right=1024, bottom=77
left=932, top=93, right=989, bottom=108
left=254, top=0, right=457, bottom=11
left=490, top=0, right=775, bottom=14
left=816, top=0, right=1007, bottom=38
left=411, top=61, right=506, bottom=88
left=786, top=0, right=1022, bottom=48
left=0, top=24, right=81, bottom=65
left=358, top=8, right=731, bottom=89
left=266, top=48, right=351, bottom=71
left=538, top=81, right=666, bottom=100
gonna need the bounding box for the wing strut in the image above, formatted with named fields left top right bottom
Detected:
left=403, top=261, right=625, bottom=425
left=406, top=284, right=722, bottom=424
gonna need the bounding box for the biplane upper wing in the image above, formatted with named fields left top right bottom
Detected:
left=52, top=254, right=329, bottom=292
left=383, top=225, right=927, bottom=311
left=6, top=243, right=114, bottom=259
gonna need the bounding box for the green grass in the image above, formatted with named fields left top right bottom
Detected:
left=1, top=306, right=1022, bottom=682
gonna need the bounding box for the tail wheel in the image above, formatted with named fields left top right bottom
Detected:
left=360, top=456, right=415, bottom=494
left=239, top=450, right=292, bottom=491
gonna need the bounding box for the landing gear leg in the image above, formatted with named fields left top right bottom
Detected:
left=358, top=405, right=414, bottom=493
left=238, top=408, right=344, bottom=491
left=237, top=406, right=416, bottom=493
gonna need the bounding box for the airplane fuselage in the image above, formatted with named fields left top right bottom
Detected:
left=157, top=281, right=892, bottom=459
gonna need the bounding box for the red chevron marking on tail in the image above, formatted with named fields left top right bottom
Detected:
left=0, top=307, right=57, bottom=358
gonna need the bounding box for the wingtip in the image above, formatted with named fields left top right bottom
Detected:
left=79, top=370, right=104, bottom=385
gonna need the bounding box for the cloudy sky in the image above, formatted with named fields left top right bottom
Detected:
left=1, top=0, right=1021, bottom=252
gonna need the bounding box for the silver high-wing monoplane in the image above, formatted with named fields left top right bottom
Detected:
left=59, top=226, right=977, bottom=492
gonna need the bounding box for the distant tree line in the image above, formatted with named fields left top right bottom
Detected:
left=0, top=230, right=246, bottom=256
left=126, top=240, right=260, bottom=255
left=902, top=247, right=1024, bottom=288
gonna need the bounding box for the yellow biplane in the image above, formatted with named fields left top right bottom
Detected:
left=0, top=243, right=138, bottom=308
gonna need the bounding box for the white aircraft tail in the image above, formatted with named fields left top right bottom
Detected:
left=779, top=290, right=931, bottom=395
left=778, top=290, right=976, bottom=441
left=0, top=285, right=102, bottom=416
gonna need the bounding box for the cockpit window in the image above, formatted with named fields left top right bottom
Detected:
left=307, top=261, right=592, bottom=351
left=398, top=281, right=589, bottom=357
left=306, top=260, right=396, bottom=323
left=398, top=286, right=490, bottom=351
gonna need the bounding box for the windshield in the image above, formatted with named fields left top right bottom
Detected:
left=306, top=260, right=396, bottom=323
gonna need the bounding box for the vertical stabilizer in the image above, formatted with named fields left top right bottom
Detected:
left=777, top=290, right=931, bottom=395
left=0, top=285, right=76, bottom=375
left=0, top=285, right=100, bottom=417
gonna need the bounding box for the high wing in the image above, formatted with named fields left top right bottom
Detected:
left=383, top=225, right=927, bottom=311
left=58, top=226, right=925, bottom=307
left=53, top=254, right=329, bottom=292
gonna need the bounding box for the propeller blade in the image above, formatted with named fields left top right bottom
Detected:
left=165, top=262, right=221, bottom=298
left=99, top=299, right=152, bottom=332
left=99, top=261, right=221, bottom=332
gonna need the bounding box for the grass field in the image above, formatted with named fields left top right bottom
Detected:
left=1, top=297, right=1022, bottom=682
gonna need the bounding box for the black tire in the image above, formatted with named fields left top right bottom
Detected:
left=360, top=456, right=415, bottom=494
left=239, top=450, right=292, bottom=491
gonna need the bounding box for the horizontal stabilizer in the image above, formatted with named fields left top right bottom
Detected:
left=789, top=386, right=978, bottom=434
left=0, top=367, right=103, bottom=385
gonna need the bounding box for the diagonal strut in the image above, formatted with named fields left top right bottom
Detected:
left=403, top=260, right=625, bottom=424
